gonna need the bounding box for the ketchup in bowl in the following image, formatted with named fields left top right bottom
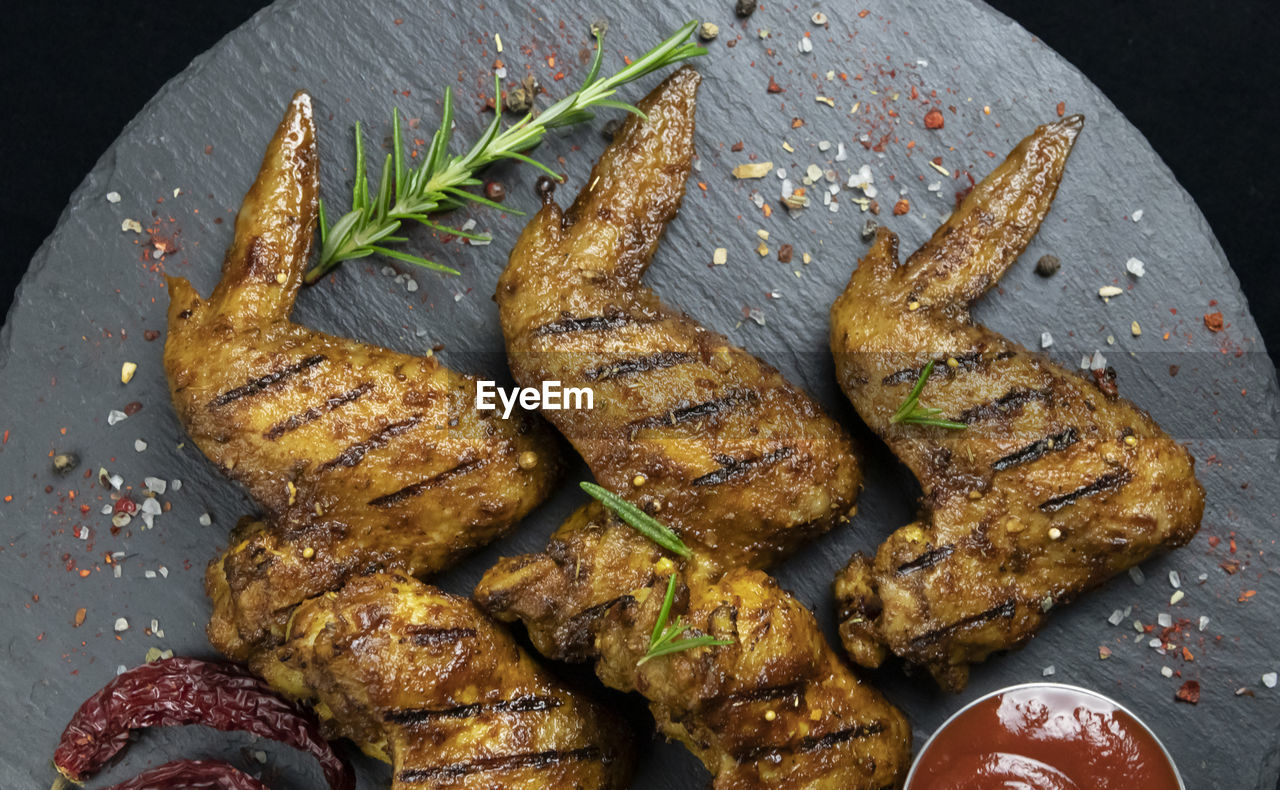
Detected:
left=906, top=683, right=1183, bottom=789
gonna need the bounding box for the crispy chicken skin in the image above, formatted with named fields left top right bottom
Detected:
left=494, top=67, right=860, bottom=572
left=167, top=94, right=629, bottom=789
left=830, top=115, right=1205, bottom=691
left=162, top=93, right=560, bottom=658
left=477, top=70, right=910, bottom=789
left=259, top=570, right=630, bottom=790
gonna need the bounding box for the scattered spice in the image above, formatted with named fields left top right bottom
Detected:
left=767, top=76, right=785, bottom=93
left=698, top=22, right=719, bottom=41
left=1203, top=312, right=1224, bottom=332
left=483, top=181, right=506, bottom=202
left=120, top=362, right=138, bottom=384
left=53, top=452, right=79, bottom=475
left=1174, top=680, right=1201, bottom=705
left=732, top=161, right=774, bottom=179
left=1034, top=254, right=1061, bottom=277
left=778, top=244, right=793, bottom=263
left=923, top=109, right=944, bottom=129
left=892, top=199, right=909, bottom=215
left=735, top=0, right=758, bottom=17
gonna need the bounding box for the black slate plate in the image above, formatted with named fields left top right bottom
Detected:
left=2, top=1, right=1277, bottom=787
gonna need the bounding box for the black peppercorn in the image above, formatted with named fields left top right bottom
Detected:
left=1035, top=254, right=1061, bottom=277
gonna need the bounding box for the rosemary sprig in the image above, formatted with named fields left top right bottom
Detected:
left=638, top=575, right=734, bottom=665
left=305, top=20, right=707, bottom=284
left=889, top=360, right=968, bottom=430
left=580, top=481, right=690, bottom=557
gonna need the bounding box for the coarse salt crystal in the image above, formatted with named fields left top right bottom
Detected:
left=818, top=140, right=831, bottom=152
left=1126, top=257, right=1145, bottom=277
left=835, top=143, right=847, bottom=162
left=1169, top=570, right=1181, bottom=588
left=1157, top=613, right=1173, bottom=628
left=198, top=513, right=212, bottom=526
left=798, top=37, right=813, bottom=53
left=381, top=266, right=395, bottom=276
left=171, top=479, right=181, bottom=491
left=159, top=566, right=168, bottom=578
left=1264, top=673, right=1278, bottom=689
left=1130, top=566, right=1145, bottom=585
left=122, top=219, right=142, bottom=233
left=1198, top=616, right=1210, bottom=631
left=109, top=474, right=124, bottom=490
left=134, top=439, right=147, bottom=452
left=1041, top=332, right=1054, bottom=348
left=106, top=191, right=121, bottom=203
left=1160, top=666, right=1173, bottom=678
left=1042, top=665, right=1056, bottom=677
left=1150, top=638, right=1163, bottom=649
left=117, top=665, right=128, bottom=675
left=406, top=279, right=419, bottom=292
left=1099, top=285, right=1123, bottom=299
left=1091, top=351, right=1107, bottom=370
left=1108, top=609, right=1124, bottom=626
left=145, top=570, right=156, bottom=579
left=1132, top=209, right=1144, bottom=222
left=108, top=409, right=128, bottom=426
left=114, top=618, right=129, bottom=632
left=144, top=477, right=167, bottom=495
left=114, top=565, right=122, bottom=578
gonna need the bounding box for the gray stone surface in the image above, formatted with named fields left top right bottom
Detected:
left=1, top=0, right=1276, bottom=787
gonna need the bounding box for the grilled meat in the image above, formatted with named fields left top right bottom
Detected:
left=829, top=115, right=1205, bottom=691
left=493, top=67, right=860, bottom=573
left=479, top=511, right=911, bottom=789
left=260, top=570, right=630, bottom=790
left=168, top=94, right=628, bottom=789
left=163, top=93, right=560, bottom=659
left=477, top=69, right=910, bottom=789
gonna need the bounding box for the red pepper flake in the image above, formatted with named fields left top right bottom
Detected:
left=1182, top=646, right=1195, bottom=662
left=114, top=497, right=137, bottom=515
left=1203, top=312, right=1224, bottom=332
left=1174, top=680, right=1200, bottom=705
left=858, top=9, right=870, bottom=17
left=1208, top=535, right=1220, bottom=548
left=142, top=329, right=160, bottom=342
left=731, top=141, right=744, bottom=152
left=767, top=76, right=785, bottom=93
left=1056, top=101, right=1066, bottom=117
left=893, top=199, right=910, bottom=216
left=1238, top=589, right=1257, bottom=602
left=124, top=401, right=144, bottom=417
left=791, top=117, right=804, bottom=128
left=777, top=244, right=794, bottom=263
left=923, top=109, right=944, bottom=129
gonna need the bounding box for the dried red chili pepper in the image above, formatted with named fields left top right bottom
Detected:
left=54, top=657, right=352, bottom=790
left=103, top=759, right=269, bottom=790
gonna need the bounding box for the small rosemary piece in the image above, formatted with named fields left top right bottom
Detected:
left=580, top=481, right=690, bottom=557
left=889, top=360, right=968, bottom=430
left=305, top=20, right=707, bottom=284
left=638, top=575, right=734, bottom=665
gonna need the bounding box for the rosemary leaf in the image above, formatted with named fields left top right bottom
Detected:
left=889, top=360, right=968, bottom=430
left=638, top=575, right=733, bottom=665
left=305, top=20, right=706, bottom=284
left=580, top=482, right=690, bottom=557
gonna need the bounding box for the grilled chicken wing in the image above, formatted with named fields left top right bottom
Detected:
left=477, top=69, right=910, bottom=789
left=830, top=115, right=1205, bottom=691
left=260, top=570, right=630, bottom=790
left=167, top=94, right=628, bottom=789
left=163, top=93, right=560, bottom=659
left=493, top=67, right=859, bottom=573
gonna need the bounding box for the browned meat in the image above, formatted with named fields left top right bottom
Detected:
left=166, top=93, right=629, bottom=789
left=259, top=570, right=630, bottom=790
left=162, top=92, right=560, bottom=658
left=477, top=69, right=910, bottom=789
left=829, top=115, right=1205, bottom=691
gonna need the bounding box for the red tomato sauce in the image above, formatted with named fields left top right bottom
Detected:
left=908, top=685, right=1181, bottom=789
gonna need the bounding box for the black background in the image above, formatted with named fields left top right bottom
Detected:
left=2, top=0, right=1277, bottom=370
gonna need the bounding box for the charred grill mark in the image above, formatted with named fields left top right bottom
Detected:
left=895, top=544, right=955, bottom=575
left=368, top=457, right=487, bottom=507
left=317, top=416, right=422, bottom=472
left=991, top=427, right=1079, bottom=472
left=883, top=351, right=982, bottom=385
left=404, top=625, right=478, bottom=646
left=909, top=599, right=1018, bottom=649
left=263, top=382, right=372, bottom=440
left=712, top=681, right=807, bottom=709
left=567, top=594, right=636, bottom=629
left=626, top=389, right=758, bottom=434
left=396, top=746, right=602, bottom=782
left=1039, top=468, right=1133, bottom=512
left=209, top=354, right=325, bottom=407
left=958, top=386, right=1053, bottom=424
left=584, top=351, right=696, bottom=381
left=732, top=722, right=886, bottom=764
left=690, top=447, right=795, bottom=487
left=385, top=695, right=562, bottom=725
left=532, top=313, right=635, bottom=336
